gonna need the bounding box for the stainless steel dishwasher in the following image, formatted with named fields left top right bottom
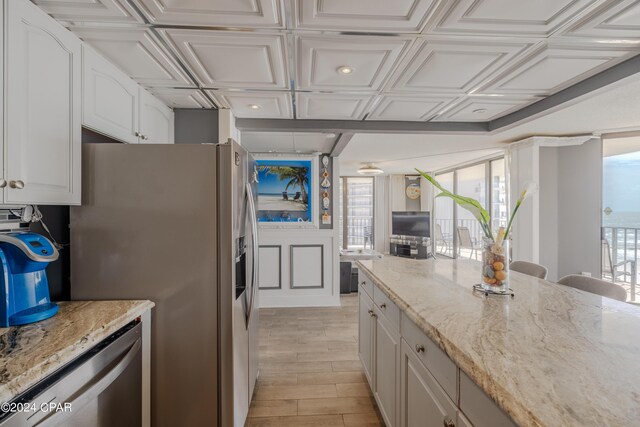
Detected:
left=0, top=322, right=142, bottom=426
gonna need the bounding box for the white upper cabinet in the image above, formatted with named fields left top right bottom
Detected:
left=82, top=45, right=174, bottom=144
left=139, top=89, right=174, bottom=144
left=83, top=45, right=139, bottom=144
left=4, top=0, right=82, bottom=205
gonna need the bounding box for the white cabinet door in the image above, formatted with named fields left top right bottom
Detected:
left=0, top=2, right=4, bottom=203
left=358, top=290, right=375, bottom=387
left=82, top=45, right=139, bottom=144
left=375, top=310, right=399, bottom=427
left=139, top=89, right=174, bottom=144
left=400, top=339, right=458, bottom=427
left=5, top=0, right=81, bottom=205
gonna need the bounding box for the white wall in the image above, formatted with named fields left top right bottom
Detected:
left=258, top=159, right=340, bottom=307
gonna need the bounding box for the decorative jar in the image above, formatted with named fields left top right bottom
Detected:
left=481, top=237, right=509, bottom=292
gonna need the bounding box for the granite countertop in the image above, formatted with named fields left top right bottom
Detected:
left=0, top=300, right=154, bottom=403
left=339, top=249, right=384, bottom=261
left=356, top=256, right=640, bottom=427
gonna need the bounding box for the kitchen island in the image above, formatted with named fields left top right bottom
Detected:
left=356, top=256, right=640, bottom=427
left=0, top=300, right=154, bottom=404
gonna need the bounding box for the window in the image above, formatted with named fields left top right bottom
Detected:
left=339, top=177, right=374, bottom=249
left=434, top=172, right=454, bottom=257
left=433, top=157, right=506, bottom=260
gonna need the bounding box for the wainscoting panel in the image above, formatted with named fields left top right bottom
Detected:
left=290, top=245, right=324, bottom=289
left=258, top=245, right=281, bottom=289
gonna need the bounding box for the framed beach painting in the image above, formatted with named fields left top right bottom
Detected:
left=256, top=155, right=318, bottom=228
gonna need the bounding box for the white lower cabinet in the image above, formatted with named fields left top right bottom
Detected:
left=358, top=290, right=375, bottom=386
left=358, top=268, right=517, bottom=427
left=400, top=339, right=457, bottom=427
left=374, top=308, right=400, bottom=427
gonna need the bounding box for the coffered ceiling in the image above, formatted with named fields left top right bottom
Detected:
left=34, top=0, right=640, bottom=124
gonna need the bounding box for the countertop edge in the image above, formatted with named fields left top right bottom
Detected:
left=0, top=300, right=155, bottom=404
left=355, top=260, right=541, bottom=427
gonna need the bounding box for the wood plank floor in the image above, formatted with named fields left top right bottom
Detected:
left=246, top=294, right=384, bottom=427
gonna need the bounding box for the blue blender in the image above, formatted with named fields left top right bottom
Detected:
left=0, top=232, right=59, bottom=327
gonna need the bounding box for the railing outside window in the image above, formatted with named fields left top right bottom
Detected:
left=340, top=177, right=374, bottom=249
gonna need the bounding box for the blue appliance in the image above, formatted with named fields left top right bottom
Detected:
left=0, top=232, right=59, bottom=327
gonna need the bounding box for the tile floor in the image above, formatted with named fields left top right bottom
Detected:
left=246, top=294, right=384, bottom=426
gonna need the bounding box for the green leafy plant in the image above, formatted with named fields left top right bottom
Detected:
left=415, top=169, right=537, bottom=242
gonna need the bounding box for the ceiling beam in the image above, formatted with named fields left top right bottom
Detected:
left=330, top=133, right=354, bottom=157
left=235, top=119, right=488, bottom=134
left=488, top=53, right=640, bottom=132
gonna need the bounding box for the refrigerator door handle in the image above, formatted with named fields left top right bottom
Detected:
left=246, top=183, right=259, bottom=324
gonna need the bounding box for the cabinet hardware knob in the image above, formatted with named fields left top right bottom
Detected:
left=9, top=180, right=24, bottom=189
left=135, top=131, right=142, bottom=137
left=443, top=417, right=455, bottom=427
left=415, top=344, right=425, bottom=353
left=142, top=134, right=149, bottom=140
left=368, top=310, right=374, bottom=316
left=361, top=281, right=366, bottom=286
left=0, top=179, right=6, bottom=188
left=380, top=303, right=386, bottom=309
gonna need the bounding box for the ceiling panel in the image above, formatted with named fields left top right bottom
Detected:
left=34, top=0, right=144, bottom=24
left=148, top=88, right=214, bottom=109
left=563, top=0, right=640, bottom=39
left=242, top=132, right=336, bottom=153
left=160, top=30, right=289, bottom=90
left=366, top=94, right=457, bottom=121
left=296, top=93, right=374, bottom=120
left=294, top=0, right=441, bottom=33
left=71, top=27, right=195, bottom=87
left=388, top=37, right=535, bottom=94
left=433, top=96, right=539, bottom=121
left=296, top=34, right=415, bottom=91
left=133, top=0, right=283, bottom=28
left=479, top=42, right=638, bottom=96
left=208, top=91, right=292, bottom=118
left=427, top=0, right=599, bottom=37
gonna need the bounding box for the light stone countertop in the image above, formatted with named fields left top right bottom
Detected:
left=0, top=300, right=154, bottom=403
left=356, top=256, right=640, bottom=427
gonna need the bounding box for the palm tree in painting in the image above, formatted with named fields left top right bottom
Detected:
left=259, top=166, right=309, bottom=204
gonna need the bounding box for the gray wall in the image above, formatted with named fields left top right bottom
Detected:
left=557, top=138, right=603, bottom=279
left=539, top=138, right=602, bottom=280
left=539, top=148, right=560, bottom=280
left=174, top=109, right=219, bottom=144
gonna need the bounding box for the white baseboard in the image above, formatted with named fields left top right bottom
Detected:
left=259, top=293, right=341, bottom=308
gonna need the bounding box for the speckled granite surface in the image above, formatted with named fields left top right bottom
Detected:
left=356, top=256, right=640, bottom=427
left=0, top=300, right=154, bottom=403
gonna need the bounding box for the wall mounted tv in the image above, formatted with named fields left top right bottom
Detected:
left=392, top=211, right=430, bottom=238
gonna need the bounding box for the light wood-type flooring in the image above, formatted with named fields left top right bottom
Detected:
left=246, top=294, right=384, bottom=426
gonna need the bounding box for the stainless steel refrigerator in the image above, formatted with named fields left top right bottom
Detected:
left=70, top=140, right=259, bottom=427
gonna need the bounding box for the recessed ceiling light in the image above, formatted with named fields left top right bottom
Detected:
left=337, top=66, right=354, bottom=75
left=358, top=164, right=384, bottom=175
left=325, top=133, right=336, bottom=138
left=248, top=104, right=261, bottom=110
left=472, top=108, right=487, bottom=114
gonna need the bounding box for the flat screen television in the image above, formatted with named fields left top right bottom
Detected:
left=392, top=211, right=430, bottom=238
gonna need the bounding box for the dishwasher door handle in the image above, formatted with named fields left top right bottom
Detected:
left=37, top=337, right=142, bottom=427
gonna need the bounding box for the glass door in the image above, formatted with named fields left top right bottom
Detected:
left=434, top=172, right=454, bottom=257
left=602, top=135, right=640, bottom=301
